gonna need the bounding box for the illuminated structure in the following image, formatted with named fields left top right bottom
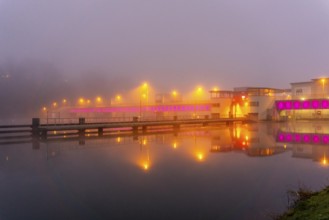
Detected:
left=210, top=87, right=285, bottom=120
left=41, top=77, right=329, bottom=121
left=276, top=78, right=329, bottom=120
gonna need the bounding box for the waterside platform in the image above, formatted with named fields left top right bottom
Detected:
left=0, top=116, right=253, bottom=142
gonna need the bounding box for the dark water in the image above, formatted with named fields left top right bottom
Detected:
left=1, top=122, right=329, bottom=220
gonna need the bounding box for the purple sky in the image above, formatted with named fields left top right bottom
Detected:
left=1, top=0, right=329, bottom=91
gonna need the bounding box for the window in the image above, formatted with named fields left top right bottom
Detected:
left=296, top=88, right=303, bottom=95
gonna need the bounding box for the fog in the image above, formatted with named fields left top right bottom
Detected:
left=1, top=0, right=329, bottom=118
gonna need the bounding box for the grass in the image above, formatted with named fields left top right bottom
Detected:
left=275, top=186, right=329, bottom=220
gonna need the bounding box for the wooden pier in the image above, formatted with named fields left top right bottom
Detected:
left=34, top=116, right=251, bottom=138
left=0, top=116, right=252, bottom=142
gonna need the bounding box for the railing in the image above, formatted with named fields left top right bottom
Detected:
left=39, top=114, right=247, bottom=126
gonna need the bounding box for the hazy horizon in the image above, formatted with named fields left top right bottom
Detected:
left=1, top=0, right=329, bottom=118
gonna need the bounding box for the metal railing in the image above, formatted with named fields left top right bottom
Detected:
left=39, top=114, right=247, bottom=126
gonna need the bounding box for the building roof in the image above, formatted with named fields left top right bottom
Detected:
left=290, top=81, right=312, bottom=85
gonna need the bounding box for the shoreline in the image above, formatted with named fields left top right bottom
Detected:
left=276, top=186, right=329, bottom=219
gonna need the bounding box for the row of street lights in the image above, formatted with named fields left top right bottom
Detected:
left=40, top=82, right=219, bottom=117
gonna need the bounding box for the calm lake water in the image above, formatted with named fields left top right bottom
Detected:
left=1, top=121, right=329, bottom=220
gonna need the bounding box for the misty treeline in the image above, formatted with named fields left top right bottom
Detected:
left=0, top=59, right=133, bottom=119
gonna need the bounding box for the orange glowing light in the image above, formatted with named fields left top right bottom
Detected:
left=79, top=98, right=85, bottom=104
left=62, top=99, right=67, bottom=104
left=116, top=95, right=121, bottom=100
left=172, top=90, right=178, bottom=97
left=42, top=107, right=47, bottom=111
left=117, top=137, right=121, bottom=143
left=142, top=139, right=147, bottom=145
left=322, top=156, right=328, bottom=166
left=173, top=142, right=177, bottom=149
left=96, top=96, right=102, bottom=102
left=196, top=153, right=204, bottom=161
left=143, top=162, right=149, bottom=170
left=52, top=102, right=57, bottom=107
left=213, top=87, right=219, bottom=91
left=87, top=99, right=91, bottom=104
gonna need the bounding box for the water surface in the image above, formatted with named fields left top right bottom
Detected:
left=1, top=122, right=329, bottom=220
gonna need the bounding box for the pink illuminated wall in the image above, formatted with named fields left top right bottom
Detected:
left=277, top=132, right=329, bottom=145
left=70, top=104, right=211, bottom=114
left=276, top=99, right=329, bottom=111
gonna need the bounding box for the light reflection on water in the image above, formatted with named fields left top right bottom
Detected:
left=1, top=122, right=329, bottom=220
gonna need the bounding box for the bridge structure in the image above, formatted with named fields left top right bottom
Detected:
left=33, top=116, right=251, bottom=139
left=0, top=116, right=252, bottom=143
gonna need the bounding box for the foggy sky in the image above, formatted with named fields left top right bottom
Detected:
left=1, top=0, right=329, bottom=91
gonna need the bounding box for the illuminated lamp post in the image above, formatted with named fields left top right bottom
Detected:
left=144, top=83, right=149, bottom=104
left=172, top=90, right=178, bottom=100
left=140, top=93, right=147, bottom=119
left=42, top=107, right=48, bottom=124
left=78, top=98, right=85, bottom=106
left=194, top=86, right=203, bottom=119
left=172, top=90, right=178, bottom=118
left=321, top=79, right=326, bottom=98
left=140, top=83, right=149, bottom=120
left=116, top=95, right=122, bottom=104
left=51, top=101, right=61, bottom=124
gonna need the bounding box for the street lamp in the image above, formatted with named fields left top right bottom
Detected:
left=140, top=93, right=147, bottom=119
left=140, top=82, right=149, bottom=119
left=172, top=90, right=179, bottom=103
left=194, top=86, right=203, bottom=118
left=95, top=96, right=103, bottom=107
left=78, top=98, right=85, bottom=105
left=42, top=107, right=49, bottom=124
left=321, top=79, right=325, bottom=98
left=143, top=82, right=149, bottom=105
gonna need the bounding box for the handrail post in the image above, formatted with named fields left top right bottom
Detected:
left=32, top=118, right=40, bottom=137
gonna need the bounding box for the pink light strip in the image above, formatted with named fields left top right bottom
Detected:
left=276, top=99, right=329, bottom=111
left=70, top=104, right=211, bottom=113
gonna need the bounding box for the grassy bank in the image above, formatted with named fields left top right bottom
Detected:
left=277, top=186, right=329, bottom=220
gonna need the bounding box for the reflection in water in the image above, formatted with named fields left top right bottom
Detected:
left=138, top=137, right=151, bottom=171
left=2, top=122, right=329, bottom=219
left=277, top=122, right=329, bottom=166
left=36, top=122, right=329, bottom=168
